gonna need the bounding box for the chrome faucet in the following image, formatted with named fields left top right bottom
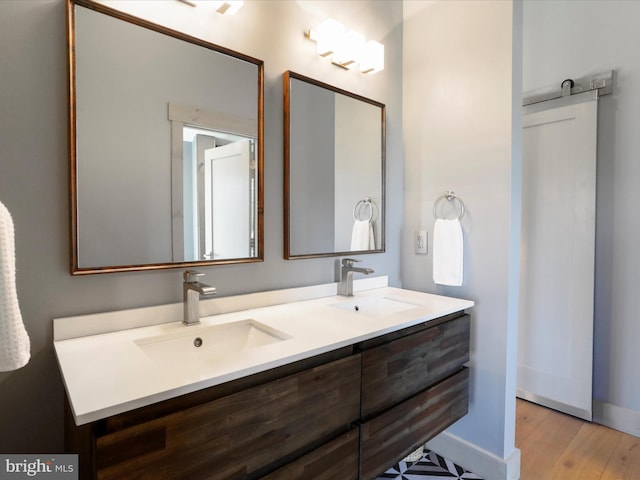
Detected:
left=183, top=270, right=217, bottom=326
left=338, top=258, right=374, bottom=297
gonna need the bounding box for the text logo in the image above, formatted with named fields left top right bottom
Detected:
left=0, top=455, right=77, bottom=480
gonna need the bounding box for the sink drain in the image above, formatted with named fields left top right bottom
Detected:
left=193, top=337, right=203, bottom=348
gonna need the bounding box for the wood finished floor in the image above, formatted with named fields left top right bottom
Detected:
left=516, top=398, right=640, bottom=480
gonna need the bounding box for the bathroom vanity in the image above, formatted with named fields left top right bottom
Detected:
left=55, top=277, right=472, bottom=479
left=62, top=4, right=469, bottom=477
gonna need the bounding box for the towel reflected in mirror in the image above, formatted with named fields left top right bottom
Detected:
left=351, top=220, right=375, bottom=251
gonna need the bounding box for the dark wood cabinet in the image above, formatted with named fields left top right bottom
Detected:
left=94, top=354, right=361, bottom=480
left=360, top=313, right=470, bottom=419
left=66, top=311, right=470, bottom=480
left=359, top=368, right=469, bottom=480
left=358, top=313, right=470, bottom=480
left=261, top=428, right=360, bottom=480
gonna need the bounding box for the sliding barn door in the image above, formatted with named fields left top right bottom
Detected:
left=517, top=90, right=598, bottom=421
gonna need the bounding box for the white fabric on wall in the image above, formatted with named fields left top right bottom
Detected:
left=0, top=200, right=30, bottom=371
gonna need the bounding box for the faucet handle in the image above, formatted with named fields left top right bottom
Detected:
left=341, top=258, right=361, bottom=267
left=184, top=270, right=204, bottom=283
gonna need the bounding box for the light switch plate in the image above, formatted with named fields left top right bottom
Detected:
left=415, top=230, right=427, bottom=254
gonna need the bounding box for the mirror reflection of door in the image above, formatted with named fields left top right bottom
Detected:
left=202, top=139, right=254, bottom=260
left=182, top=127, right=255, bottom=262
left=192, top=133, right=217, bottom=261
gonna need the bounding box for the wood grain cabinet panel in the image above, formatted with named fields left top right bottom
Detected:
left=94, top=354, right=361, bottom=480
left=360, top=313, right=470, bottom=419
left=261, top=428, right=359, bottom=480
left=359, top=368, right=470, bottom=480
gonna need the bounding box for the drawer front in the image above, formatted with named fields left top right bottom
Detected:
left=361, top=313, right=470, bottom=418
left=360, top=368, right=469, bottom=480
left=95, top=354, right=361, bottom=480
left=260, top=428, right=359, bottom=480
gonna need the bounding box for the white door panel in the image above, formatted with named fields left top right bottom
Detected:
left=204, top=140, right=252, bottom=260
left=517, top=90, right=598, bottom=421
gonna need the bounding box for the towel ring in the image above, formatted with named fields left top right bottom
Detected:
left=433, top=190, right=465, bottom=220
left=353, top=197, right=374, bottom=222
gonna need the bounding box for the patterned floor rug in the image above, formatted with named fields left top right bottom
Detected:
left=376, top=449, right=483, bottom=480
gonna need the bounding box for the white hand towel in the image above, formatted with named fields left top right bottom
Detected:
left=0, top=201, right=30, bottom=371
left=351, top=220, right=375, bottom=251
left=433, top=218, right=464, bottom=286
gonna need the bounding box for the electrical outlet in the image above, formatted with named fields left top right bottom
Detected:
left=415, top=230, right=427, bottom=254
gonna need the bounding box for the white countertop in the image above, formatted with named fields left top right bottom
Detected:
left=54, top=277, right=474, bottom=425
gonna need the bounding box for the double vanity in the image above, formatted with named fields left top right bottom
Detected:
left=61, top=2, right=474, bottom=478
left=55, top=275, right=473, bottom=479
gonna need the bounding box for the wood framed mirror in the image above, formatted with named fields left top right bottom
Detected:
left=68, top=0, right=264, bottom=274
left=283, top=71, right=385, bottom=259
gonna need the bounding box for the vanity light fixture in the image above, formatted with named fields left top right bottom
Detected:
left=332, top=30, right=365, bottom=69
left=359, top=40, right=385, bottom=74
left=306, top=19, right=384, bottom=74
left=179, top=0, right=244, bottom=15
left=308, top=19, right=344, bottom=57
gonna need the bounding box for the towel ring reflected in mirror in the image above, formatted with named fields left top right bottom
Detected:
left=433, top=190, right=465, bottom=220
left=353, top=197, right=374, bottom=222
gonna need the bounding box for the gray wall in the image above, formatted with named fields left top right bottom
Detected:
left=289, top=77, right=336, bottom=255
left=0, top=0, right=403, bottom=452
left=402, top=0, right=520, bottom=464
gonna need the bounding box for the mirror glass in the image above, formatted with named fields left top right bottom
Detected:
left=284, top=71, right=385, bottom=259
left=175, top=125, right=257, bottom=262
left=69, top=0, right=263, bottom=274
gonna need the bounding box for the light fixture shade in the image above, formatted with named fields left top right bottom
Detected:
left=332, top=30, right=365, bottom=69
left=313, top=19, right=344, bottom=57
left=360, top=40, right=384, bottom=74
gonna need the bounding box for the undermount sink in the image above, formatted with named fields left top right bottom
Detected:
left=330, top=296, right=421, bottom=317
left=135, top=319, right=291, bottom=369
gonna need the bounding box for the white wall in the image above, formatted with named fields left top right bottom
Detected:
left=524, top=0, right=640, bottom=436
left=0, top=0, right=403, bottom=452
left=402, top=1, right=521, bottom=478
left=334, top=95, right=383, bottom=252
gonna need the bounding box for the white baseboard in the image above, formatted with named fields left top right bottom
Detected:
left=593, top=400, right=640, bottom=439
left=426, top=431, right=521, bottom=480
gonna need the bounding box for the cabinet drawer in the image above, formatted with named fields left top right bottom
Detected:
left=261, top=428, right=359, bottom=480
left=95, top=354, right=361, bottom=480
left=360, top=367, right=469, bottom=480
left=361, top=313, right=469, bottom=418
